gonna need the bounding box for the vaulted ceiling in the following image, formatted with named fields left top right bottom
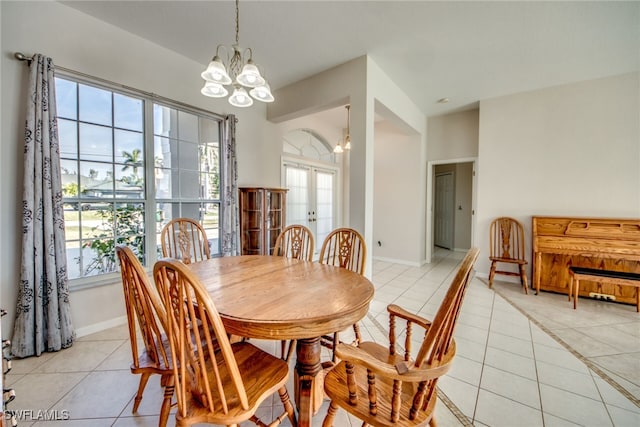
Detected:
left=61, top=1, right=639, bottom=118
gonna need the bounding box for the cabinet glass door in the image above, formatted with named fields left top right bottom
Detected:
left=240, top=188, right=264, bottom=255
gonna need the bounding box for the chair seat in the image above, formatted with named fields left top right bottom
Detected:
left=322, top=248, right=478, bottom=427
left=176, top=342, right=290, bottom=426
left=324, top=341, right=439, bottom=427
left=132, top=336, right=172, bottom=373
left=489, top=256, right=527, bottom=265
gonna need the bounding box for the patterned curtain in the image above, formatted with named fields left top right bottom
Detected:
left=220, top=114, right=239, bottom=256
left=12, top=54, right=75, bottom=358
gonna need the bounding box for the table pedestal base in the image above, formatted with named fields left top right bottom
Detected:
left=294, top=337, right=324, bottom=426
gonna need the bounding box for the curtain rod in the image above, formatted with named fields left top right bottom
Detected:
left=13, top=51, right=226, bottom=120
left=15, top=52, right=75, bottom=75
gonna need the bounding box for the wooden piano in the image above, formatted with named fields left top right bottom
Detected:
left=532, top=216, right=640, bottom=305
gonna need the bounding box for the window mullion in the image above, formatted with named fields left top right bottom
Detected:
left=143, top=100, right=158, bottom=266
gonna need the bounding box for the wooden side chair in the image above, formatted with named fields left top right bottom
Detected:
left=273, top=224, right=315, bottom=261
left=322, top=247, right=480, bottom=427
left=160, top=217, right=211, bottom=264
left=153, top=258, right=297, bottom=427
left=489, top=216, right=529, bottom=294
left=318, top=227, right=367, bottom=363
left=273, top=224, right=315, bottom=362
left=116, top=245, right=174, bottom=427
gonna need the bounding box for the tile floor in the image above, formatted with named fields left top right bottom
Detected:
left=5, top=249, right=640, bottom=426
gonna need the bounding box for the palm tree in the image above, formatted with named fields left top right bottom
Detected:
left=121, top=148, right=143, bottom=176
left=121, top=149, right=144, bottom=186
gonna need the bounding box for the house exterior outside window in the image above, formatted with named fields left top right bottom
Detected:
left=56, top=75, right=224, bottom=286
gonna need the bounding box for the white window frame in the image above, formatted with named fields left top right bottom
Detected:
left=56, top=71, right=225, bottom=289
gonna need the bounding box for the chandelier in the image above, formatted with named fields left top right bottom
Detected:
left=334, top=105, right=352, bottom=153
left=200, top=0, right=273, bottom=107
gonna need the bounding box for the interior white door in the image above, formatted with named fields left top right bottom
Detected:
left=434, top=172, right=455, bottom=249
left=283, top=163, right=336, bottom=254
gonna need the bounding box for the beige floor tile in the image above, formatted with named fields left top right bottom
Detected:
left=9, top=372, right=87, bottom=413
left=487, top=331, right=535, bottom=359
left=76, top=323, right=129, bottom=342
left=454, top=336, right=488, bottom=363
left=589, top=352, right=640, bottom=390
left=8, top=351, right=57, bottom=374
left=33, top=340, right=124, bottom=373
left=539, top=384, right=612, bottom=426
left=542, top=412, right=582, bottom=426
left=530, top=341, right=590, bottom=374
left=574, top=324, right=640, bottom=353
left=592, top=375, right=640, bottom=413
left=112, top=415, right=160, bottom=427
left=474, top=389, right=543, bottom=427
left=447, top=355, right=483, bottom=386
left=437, top=375, right=479, bottom=419
left=94, top=340, right=133, bottom=371
left=32, top=419, right=115, bottom=426
left=51, top=370, right=139, bottom=418
left=606, top=404, right=640, bottom=427
left=480, top=365, right=541, bottom=409
left=483, top=346, right=538, bottom=380
left=536, top=360, right=601, bottom=400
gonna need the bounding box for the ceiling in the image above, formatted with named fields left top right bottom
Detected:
left=60, top=1, right=639, bottom=120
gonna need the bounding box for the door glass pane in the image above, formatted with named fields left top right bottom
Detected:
left=315, top=171, right=334, bottom=249
left=285, top=165, right=309, bottom=226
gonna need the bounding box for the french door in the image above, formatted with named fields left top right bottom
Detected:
left=283, top=162, right=337, bottom=254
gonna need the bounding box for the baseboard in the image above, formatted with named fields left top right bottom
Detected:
left=75, top=315, right=128, bottom=338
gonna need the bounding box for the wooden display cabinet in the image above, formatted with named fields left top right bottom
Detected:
left=239, top=187, right=287, bottom=255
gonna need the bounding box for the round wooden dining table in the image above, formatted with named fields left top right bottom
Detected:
left=187, top=255, right=375, bottom=427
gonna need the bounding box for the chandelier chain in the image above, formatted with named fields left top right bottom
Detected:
left=235, top=0, right=240, bottom=45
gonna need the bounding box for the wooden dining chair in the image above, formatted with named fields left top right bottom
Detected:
left=318, top=227, right=367, bottom=364
left=488, top=216, right=529, bottom=294
left=322, top=247, right=480, bottom=427
left=153, top=258, right=297, bottom=427
left=116, top=245, right=174, bottom=427
left=273, top=224, right=315, bottom=361
left=273, top=224, right=315, bottom=261
left=160, top=217, right=211, bottom=264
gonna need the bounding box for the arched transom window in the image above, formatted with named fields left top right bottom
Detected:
left=283, top=129, right=336, bottom=163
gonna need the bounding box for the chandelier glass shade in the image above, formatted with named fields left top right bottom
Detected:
left=200, top=0, right=273, bottom=107
left=334, top=105, right=352, bottom=153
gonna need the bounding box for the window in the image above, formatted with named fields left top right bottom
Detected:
left=56, top=75, right=224, bottom=284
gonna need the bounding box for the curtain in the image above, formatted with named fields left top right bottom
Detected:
left=12, top=54, right=75, bottom=358
left=220, top=114, right=239, bottom=256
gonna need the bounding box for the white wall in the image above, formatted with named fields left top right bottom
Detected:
left=426, top=110, right=479, bottom=262
left=373, top=120, right=422, bottom=265
left=427, top=110, right=479, bottom=162
left=271, top=56, right=427, bottom=274
left=475, top=72, right=640, bottom=278
left=0, top=1, right=281, bottom=337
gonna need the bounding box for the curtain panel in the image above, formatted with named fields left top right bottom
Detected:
left=12, top=54, right=75, bottom=358
left=221, top=115, right=239, bottom=256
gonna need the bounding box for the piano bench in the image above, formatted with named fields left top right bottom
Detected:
left=568, top=267, right=640, bottom=312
